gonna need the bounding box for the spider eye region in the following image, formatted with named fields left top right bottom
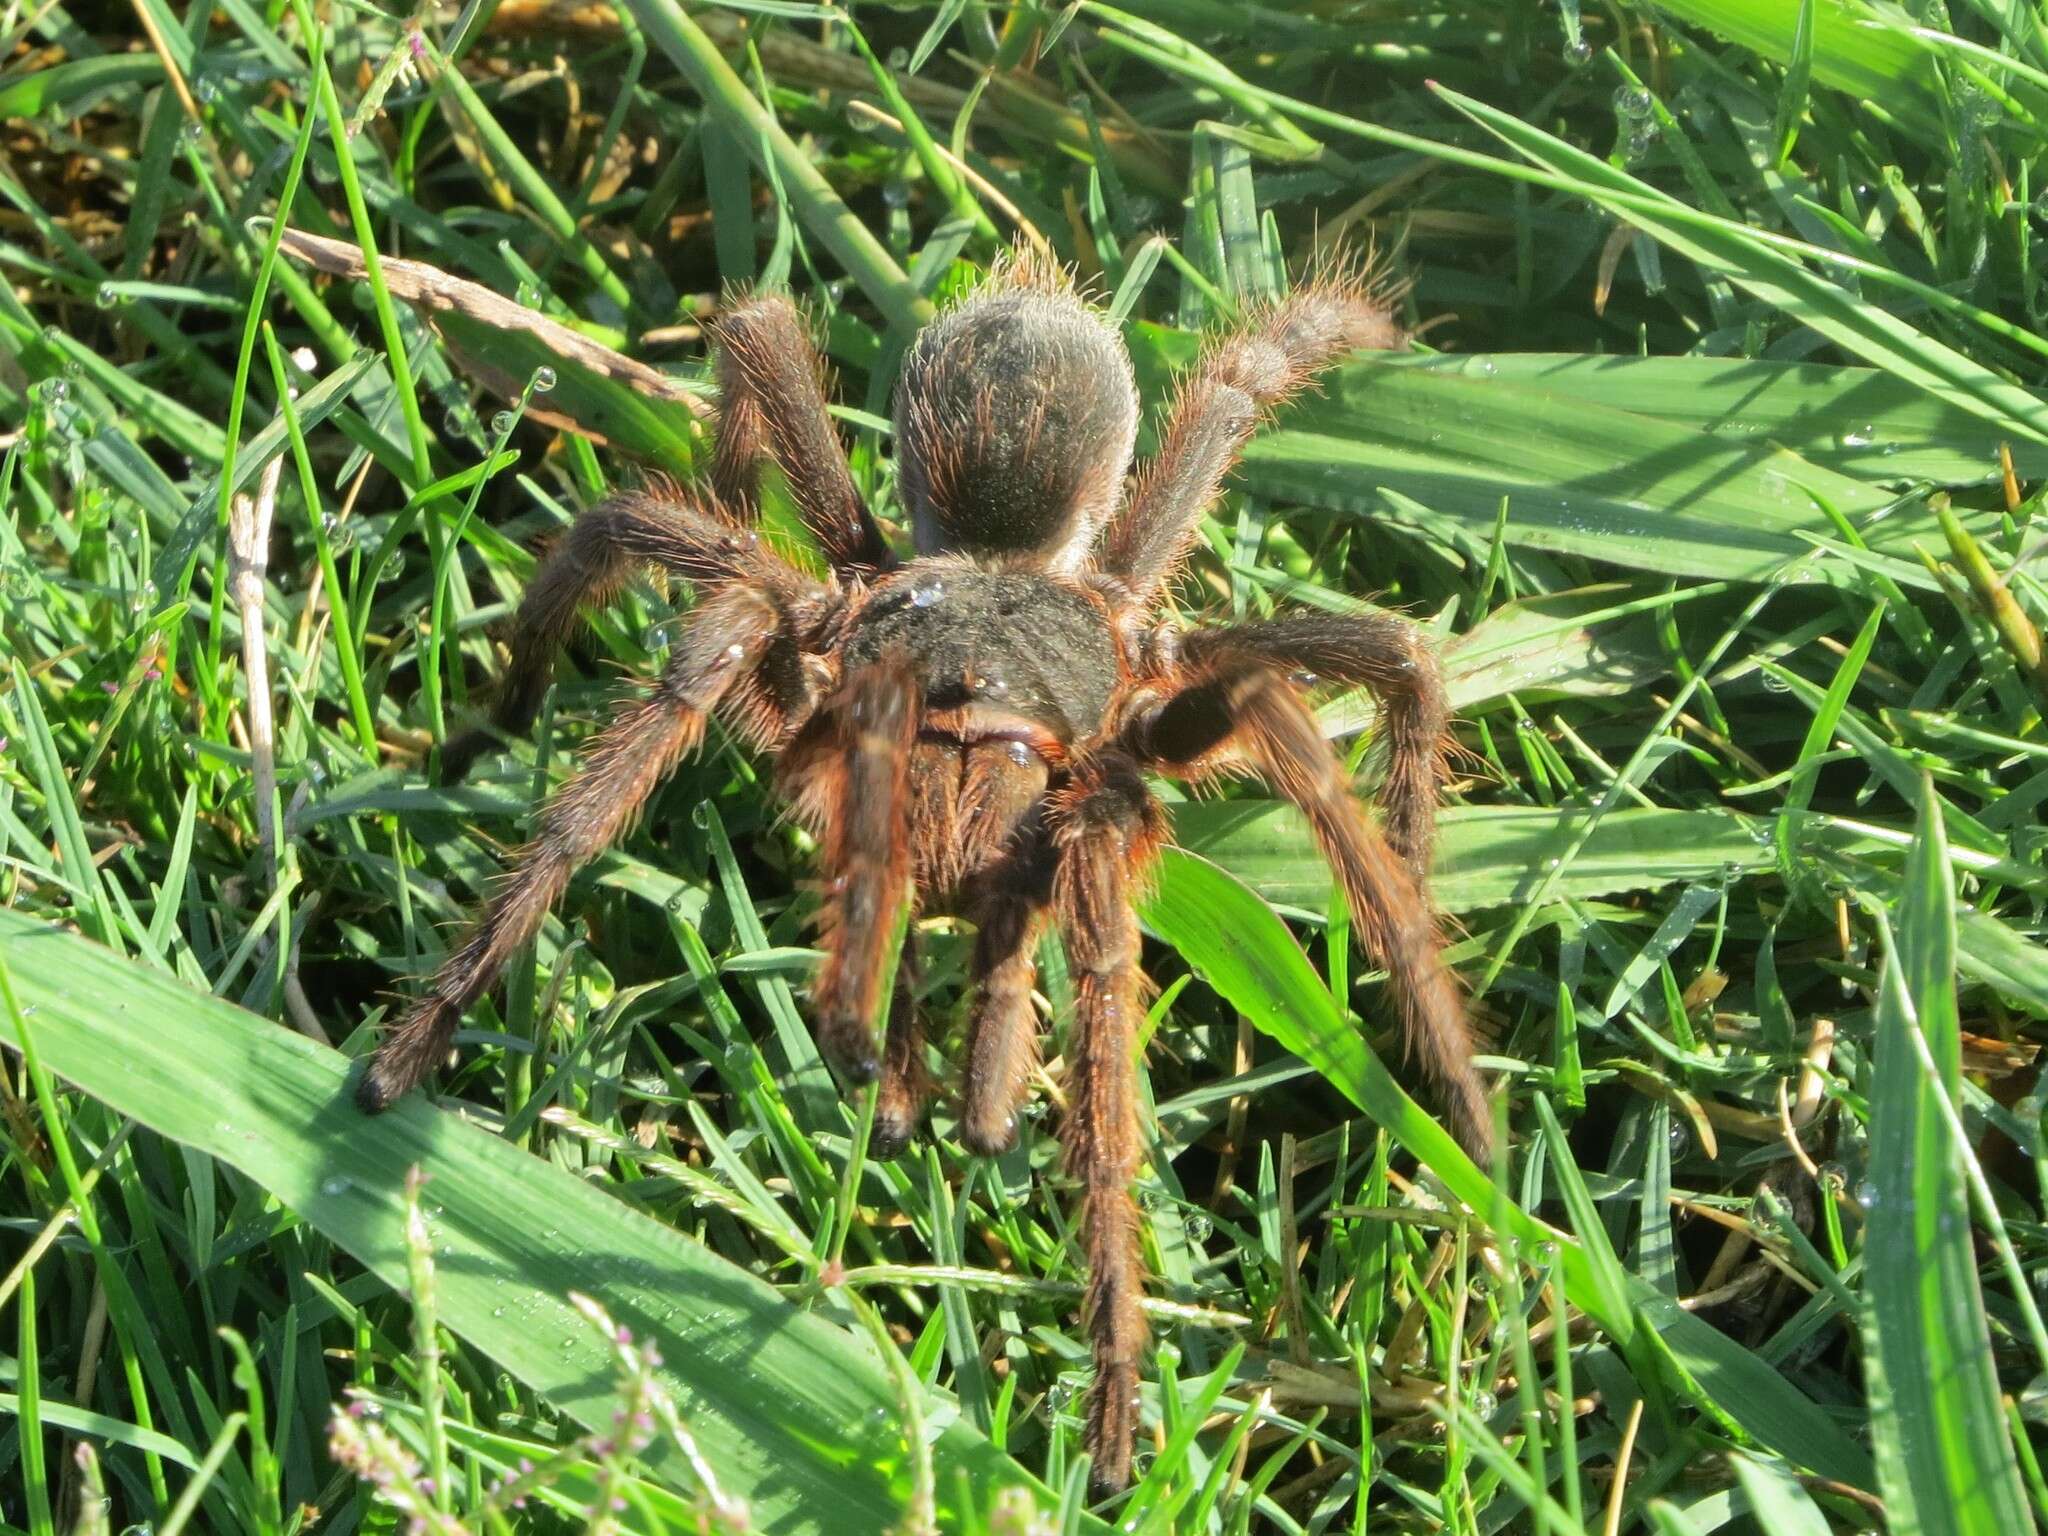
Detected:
left=846, top=568, right=1118, bottom=745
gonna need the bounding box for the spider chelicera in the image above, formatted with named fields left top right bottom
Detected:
left=356, top=249, right=1491, bottom=1497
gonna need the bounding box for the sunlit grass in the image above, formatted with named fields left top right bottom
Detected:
left=3, top=2, right=2046, bottom=1532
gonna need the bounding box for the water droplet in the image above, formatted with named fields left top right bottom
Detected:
left=1005, top=740, right=1033, bottom=766
left=910, top=574, right=945, bottom=608
left=1667, top=1119, right=1691, bottom=1158
left=885, top=45, right=909, bottom=69
left=1613, top=86, right=1653, bottom=120
left=1854, top=1179, right=1878, bottom=1211
left=531, top=365, right=556, bottom=393
left=1289, top=670, right=1319, bottom=689
left=321, top=1175, right=351, bottom=1197
left=194, top=75, right=219, bottom=105
left=41, top=377, right=69, bottom=405
left=972, top=672, right=1008, bottom=699
left=1563, top=37, right=1593, bottom=66
left=881, top=180, right=910, bottom=210
left=1184, top=1212, right=1213, bottom=1243
left=1470, top=1389, right=1498, bottom=1418
left=178, top=120, right=205, bottom=146
left=95, top=282, right=120, bottom=310
left=491, top=410, right=516, bottom=436
left=1760, top=669, right=1793, bottom=694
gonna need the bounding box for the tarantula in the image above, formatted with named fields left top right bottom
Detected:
left=356, top=251, right=1491, bottom=1498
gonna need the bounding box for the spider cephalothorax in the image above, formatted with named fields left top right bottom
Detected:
left=358, top=251, right=1489, bottom=1499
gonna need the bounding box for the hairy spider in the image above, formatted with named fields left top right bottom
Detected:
left=356, top=251, right=1491, bottom=1498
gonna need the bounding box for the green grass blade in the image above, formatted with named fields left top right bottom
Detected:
left=0, top=909, right=1090, bottom=1534
left=1141, top=848, right=1871, bottom=1486
left=1861, top=781, right=2032, bottom=1535
left=1651, top=0, right=1944, bottom=139
left=622, top=0, right=930, bottom=335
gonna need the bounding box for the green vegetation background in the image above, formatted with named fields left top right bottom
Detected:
left=2, top=1, right=2046, bottom=1532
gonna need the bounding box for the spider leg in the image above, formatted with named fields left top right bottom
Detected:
left=710, top=294, right=893, bottom=576
left=1172, top=613, right=1447, bottom=880
left=1097, top=267, right=1406, bottom=608
left=442, top=486, right=812, bottom=783
left=1125, top=660, right=1491, bottom=1159
left=872, top=936, right=933, bottom=1159
left=958, top=886, right=1049, bottom=1156
left=784, top=658, right=923, bottom=1084
left=358, top=588, right=784, bottom=1112
left=1049, top=750, right=1167, bottom=1499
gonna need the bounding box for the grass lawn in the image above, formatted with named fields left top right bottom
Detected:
left=3, top=1, right=2047, bottom=1531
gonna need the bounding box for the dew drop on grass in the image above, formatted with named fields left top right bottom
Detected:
left=910, top=574, right=945, bottom=608
left=531, top=365, right=556, bottom=393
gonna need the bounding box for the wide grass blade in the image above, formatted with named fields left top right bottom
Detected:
left=1176, top=801, right=1797, bottom=913
left=1651, top=0, right=1946, bottom=139
left=1861, top=781, right=2031, bottom=1534
left=1430, top=84, right=2048, bottom=451
left=0, top=910, right=1082, bottom=1534
left=1239, top=352, right=1945, bottom=587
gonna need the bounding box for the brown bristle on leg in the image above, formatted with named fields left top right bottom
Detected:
left=1174, top=613, right=1449, bottom=881
left=1099, top=257, right=1409, bottom=609
left=361, top=591, right=789, bottom=1110
left=1049, top=752, right=1166, bottom=1500
left=872, top=942, right=933, bottom=1159
left=1127, top=660, right=1490, bottom=1162
left=958, top=891, right=1048, bottom=1156
left=800, top=660, right=922, bottom=1083
left=440, top=488, right=786, bottom=785
left=710, top=293, right=892, bottom=575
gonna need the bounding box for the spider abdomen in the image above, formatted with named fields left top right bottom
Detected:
left=893, top=280, right=1139, bottom=570
left=843, top=566, right=1119, bottom=747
